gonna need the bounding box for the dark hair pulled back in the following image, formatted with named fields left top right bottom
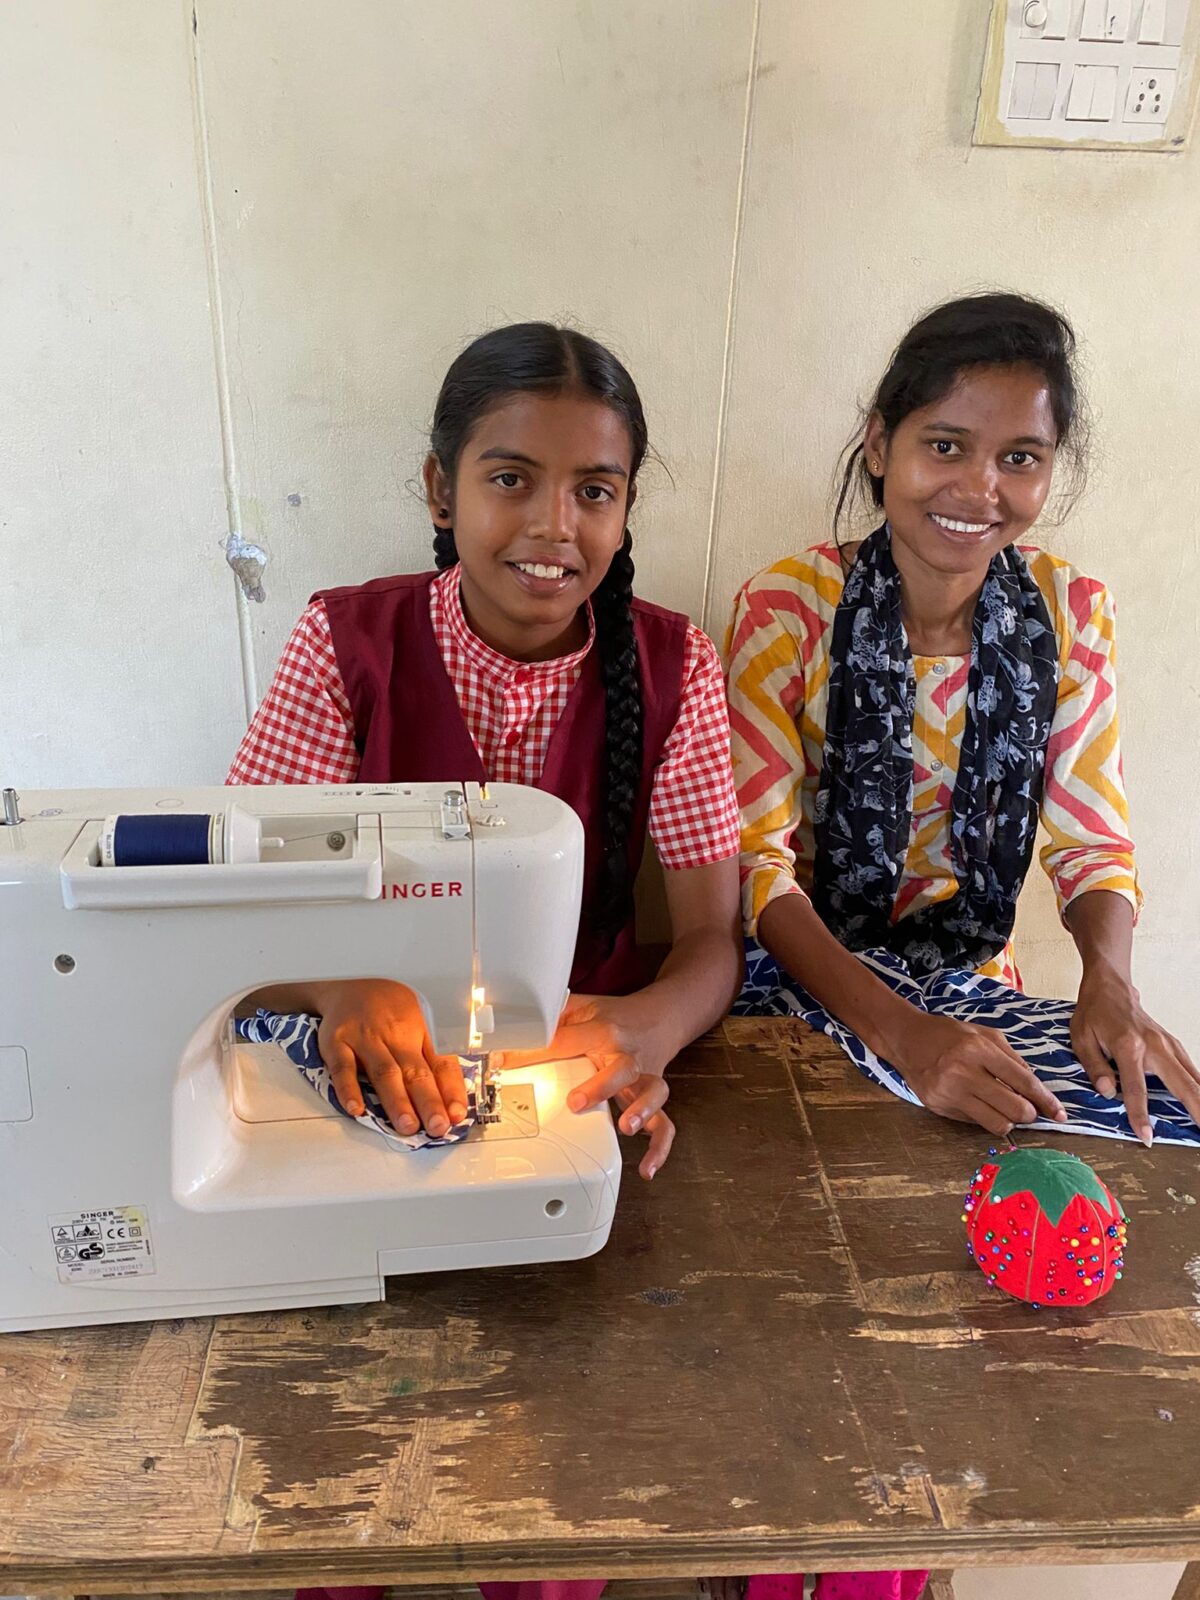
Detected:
left=834, top=292, right=1088, bottom=544
left=429, top=322, right=647, bottom=943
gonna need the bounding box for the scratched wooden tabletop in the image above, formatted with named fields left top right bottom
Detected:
left=2, top=1018, right=1199, bottom=1593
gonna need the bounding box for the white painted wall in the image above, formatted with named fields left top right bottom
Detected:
left=0, top=1, right=244, bottom=785
left=193, top=0, right=753, bottom=696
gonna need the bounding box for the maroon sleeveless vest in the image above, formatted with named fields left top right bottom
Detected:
left=317, top=572, right=688, bottom=996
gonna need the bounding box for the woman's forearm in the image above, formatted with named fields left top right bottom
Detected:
left=634, top=924, right=743, bottom=1061
left=1065, top=890, right=1136, bottom=988
left=757, top=890, right=917, bottom=1062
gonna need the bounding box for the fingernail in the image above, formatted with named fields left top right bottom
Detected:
left=647, top=1164, right=658, bottom=1180
left=567, top=1091, right=585, bottom=1112
left=628, top=1114, right=643, bottom=1133
left=1096, top=1076, right=1116, bottom=1099
left=429, top=1117, right=448, bottom=1137
left=1054, top=1107, right=1068, bottom=1122
left=400, top=1115, right=419, bottom=1133
left=448, top=1103, right=466, bottom=1122
left=1140, top=1128, right=1153, bottom=1148
left=349, top=1102, right=364, bottom=1117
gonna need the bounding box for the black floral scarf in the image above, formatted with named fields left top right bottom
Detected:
left=811, top=524, right=1060, bottom=975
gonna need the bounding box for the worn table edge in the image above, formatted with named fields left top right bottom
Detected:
left=6, top=1526, right=1200, bottom=1590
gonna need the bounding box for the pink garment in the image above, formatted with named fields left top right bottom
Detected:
left=296, top=1590, right=385, bottom=1600
left=293, top=1585, right=610, bottom=1600
left=296, top=1573, right=930, bottom=1600
left=479, top=1585, right=609, bottom=1600
left=748, top=1574, right=930, bottom=1600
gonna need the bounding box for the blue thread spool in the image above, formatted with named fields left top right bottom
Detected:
left=100, top=813, right=220, bottom=867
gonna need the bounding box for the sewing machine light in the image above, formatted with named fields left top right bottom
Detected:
left=469, top=984, right=494, bottom=1050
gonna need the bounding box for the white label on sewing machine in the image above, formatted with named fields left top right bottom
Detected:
left=49, top=1205, right=155, bottom=1284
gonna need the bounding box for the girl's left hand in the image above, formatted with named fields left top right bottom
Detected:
left=1072, top=973, right=1200, bottom=1144
left=493, top=993, right=675, bottom=1180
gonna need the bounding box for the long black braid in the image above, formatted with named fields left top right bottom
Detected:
left=426, top=324, right=648, bottom=943
left=432, top=525, right=458, bottom=572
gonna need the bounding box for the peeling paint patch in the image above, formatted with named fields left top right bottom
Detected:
left=853, top=1324, right=978, bottom=1347
left=1186, top=1255, right=1200, bottom=1305
left=616, top=1483, right=671, bottom=1503
left=222, top=532, right=268, bottom=603
left=637, top=1286, right=683, bottom=1307
left=859, top=1270, right=983, bottom=1317
left=1167, top=1188, right=1197, bottom=1207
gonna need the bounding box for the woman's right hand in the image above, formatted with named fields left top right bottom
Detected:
left=890, top=1012, right=1068, bottom=1136
left=308, top=979, right=468, bottom=1138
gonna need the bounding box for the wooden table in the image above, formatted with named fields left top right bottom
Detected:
left=3, top=1019, right=1200, bottom=1598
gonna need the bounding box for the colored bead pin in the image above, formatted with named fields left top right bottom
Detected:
left=963, top=1146, right=1128, bottom=1308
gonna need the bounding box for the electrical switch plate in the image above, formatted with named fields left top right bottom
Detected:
left=975, top=0, right=1198, bottom=149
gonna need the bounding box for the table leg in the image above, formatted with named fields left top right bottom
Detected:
left=1172, top=1562, right=1200, bottom=1600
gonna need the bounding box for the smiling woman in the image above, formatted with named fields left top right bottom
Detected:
left=720, top=287, right=1200, bottom=1600
left=727, top=292, right=1200, bottom=1151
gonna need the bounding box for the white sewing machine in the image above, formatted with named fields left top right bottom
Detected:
left=0, top=782, right=621, bottom=1332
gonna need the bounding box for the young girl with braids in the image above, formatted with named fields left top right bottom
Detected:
left=229, top=321, right=742, bottom=1182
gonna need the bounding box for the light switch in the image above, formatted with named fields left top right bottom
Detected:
left=1020, top=0, right=1071, bottom=36
left=1090, top=65, right=1119, bottom=116
left=1081, top=0, right=1133, bottom=38
left=1031, top=61, right=1061, bottom=115
left=1010, top=60, right=1037, bottom=116
left=1009, top=60, right=1061, bottom=117
left=1138, top=0, right=1167, bottom=41
left=1065, top=62, right=1121, bottom=116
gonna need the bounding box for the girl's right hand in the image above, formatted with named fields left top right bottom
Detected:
left=890, top=1012, right=1068, bottom=1136
left=309, top=979, right=468, bottom=1138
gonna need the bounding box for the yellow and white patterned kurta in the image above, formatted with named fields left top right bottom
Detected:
left=726, top=542, right=1140, bottom=987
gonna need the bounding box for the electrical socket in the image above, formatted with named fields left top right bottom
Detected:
left=1123, top=65, right=1177, bottom=121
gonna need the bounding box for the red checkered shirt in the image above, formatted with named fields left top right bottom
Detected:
left=228, top=566, right=740, bottom=870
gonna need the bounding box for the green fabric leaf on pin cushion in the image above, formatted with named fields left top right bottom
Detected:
left=987, top=1147, right=1117, bottom=1227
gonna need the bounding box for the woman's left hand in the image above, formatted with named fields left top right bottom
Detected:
left=493, top=993, right=675, bottom=1180
left=1072, top=972, right=1200, bottom=1144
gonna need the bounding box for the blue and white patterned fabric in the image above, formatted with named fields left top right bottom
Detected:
left=235, top=1009, right=476, bottom=1151
left=736, top=941, right=1200, bottom=1147
left=812, top=524, right=1060, bottom=975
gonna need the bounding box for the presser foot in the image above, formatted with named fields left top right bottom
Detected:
left=472, top=1057, right=503, bottom=1124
